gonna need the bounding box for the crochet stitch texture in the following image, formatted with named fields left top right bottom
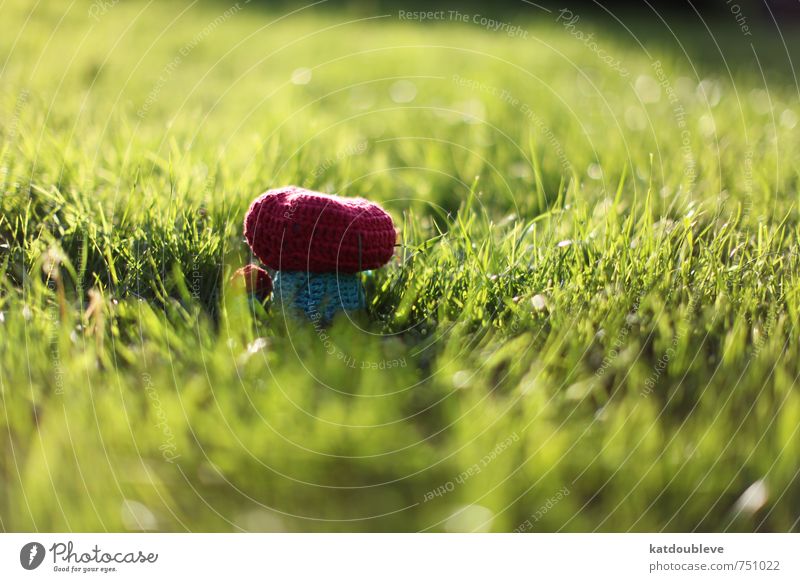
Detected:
left=244, top=186, right=396, bottom=273
left=272, top=271, right=365, bottom=321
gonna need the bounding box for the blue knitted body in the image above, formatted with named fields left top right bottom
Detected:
left=272, top=271, right=365, bottom=321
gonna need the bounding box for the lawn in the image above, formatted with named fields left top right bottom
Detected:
left=1, top=0, right=799, bottom=532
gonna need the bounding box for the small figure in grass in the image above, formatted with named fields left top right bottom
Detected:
left=231, top=263, right=272, bottom=300
left=239, top=186, right=396, bottom=321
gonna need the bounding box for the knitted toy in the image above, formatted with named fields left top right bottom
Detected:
left=232, top=264, right=272, bottom=299
left=241, top=186, right=396, bottom=321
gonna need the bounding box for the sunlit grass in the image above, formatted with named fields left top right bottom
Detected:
left=1, top=0, right=799, bottom=532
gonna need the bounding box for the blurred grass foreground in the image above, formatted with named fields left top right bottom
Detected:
left=1, top=0, right=800, bottom=531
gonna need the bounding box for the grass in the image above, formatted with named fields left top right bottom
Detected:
left=1, top=0, right=800, bottom=532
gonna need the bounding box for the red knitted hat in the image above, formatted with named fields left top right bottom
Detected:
left=244, top=186, right=396, bottom=273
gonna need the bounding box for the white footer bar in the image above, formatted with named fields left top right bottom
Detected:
left=1, top=534, right=797, bottom=581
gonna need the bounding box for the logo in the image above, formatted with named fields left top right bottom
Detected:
left=20, top=542, right=46, bottom=570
